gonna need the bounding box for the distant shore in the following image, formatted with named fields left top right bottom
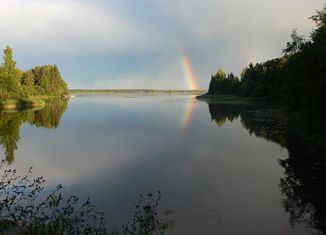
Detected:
left=70, top=89, right=207, bottom=95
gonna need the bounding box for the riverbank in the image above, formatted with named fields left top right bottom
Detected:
left=0, top=98, right=46, bottom=110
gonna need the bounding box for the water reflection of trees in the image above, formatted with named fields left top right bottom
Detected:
left=279, top=135, right=326, bottom=233
left=207, top=102, right=326, bottom=233
left=208, top=104, right=241, bottom=126
left=209, top=103, right=287, bottom=146
left=0, top=99, right=68, bottom=163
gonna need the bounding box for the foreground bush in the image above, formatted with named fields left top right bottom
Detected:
left=0, top=160, right=173, bottom=235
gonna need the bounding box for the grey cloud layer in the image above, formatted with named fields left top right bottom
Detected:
left=0, top=0, right=324, bottom=88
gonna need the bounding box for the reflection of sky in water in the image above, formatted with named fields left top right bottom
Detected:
left=3, top=95, right=310, bottom=234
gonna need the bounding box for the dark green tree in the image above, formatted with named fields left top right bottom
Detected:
left=21, top=70, right=35, bottom=96
left=282, top=29, right=306, bottom=55
left=209, top=69, right=240, bottom=94
left=204, top=6, right=325, bottom=112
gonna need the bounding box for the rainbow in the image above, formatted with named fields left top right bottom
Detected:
left=180, top=55, right=198, bottom=90
left=181, top=96, right=196, bottom=129
left=179, top=53, right=198, bottom=129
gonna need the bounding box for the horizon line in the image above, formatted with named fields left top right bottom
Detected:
left=69, top=88, right=207, bottom=91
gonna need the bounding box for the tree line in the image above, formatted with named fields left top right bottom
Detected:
left=207, top=6, right=326, bottom=115
left=0, top=46, right=68, bottom=100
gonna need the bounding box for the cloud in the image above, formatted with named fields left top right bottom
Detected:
left=155, top=0, right=318, bottom=37
left=0, top=0, right=324, bottom=88
left=93, top=61, right=187, bottom=89
left=0, top=0, right=136, bottom=54
left=151, top=0, right=322, bottom=73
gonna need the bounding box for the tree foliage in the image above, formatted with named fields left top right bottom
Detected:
left=0, top=46, right=23, bottom=99
left=0, top=161, right=173, bottom=234
left=282, top=29, right=306, bottom=55
left=207, top=6, right=326, bottom=116
left=0, top=47, right=68, bottom=100
left=208, top=69, right=240, bottom=94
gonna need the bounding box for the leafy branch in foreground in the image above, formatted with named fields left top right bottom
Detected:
left=0, top=160, right=106, bottom=234
left=110, top=192, right=174, bottom=235
left=0, top=160, right=173, bottom=235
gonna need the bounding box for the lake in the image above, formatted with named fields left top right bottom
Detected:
left=0, top=94, right=319, bottom=234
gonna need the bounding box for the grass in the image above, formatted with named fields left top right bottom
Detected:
left=0, top=98, right=46, bottom=110
left=70, top=89, right=207, bottom=95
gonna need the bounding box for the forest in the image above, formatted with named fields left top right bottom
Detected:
left=0, top=46, right=68, bottom=101
left=204, top=6, right=326, bottom=117
left=203, top=8, right=326, bottom=230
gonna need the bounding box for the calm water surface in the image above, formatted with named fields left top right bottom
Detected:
left=0, top=94, right=316, bottom=234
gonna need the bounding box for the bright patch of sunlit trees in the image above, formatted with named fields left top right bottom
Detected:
left=0, top=46, right=68, bottom=100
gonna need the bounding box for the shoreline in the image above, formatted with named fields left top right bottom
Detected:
left=0, top=98, right=46, bottom=110
left=196, top=93, right=255, bottom=105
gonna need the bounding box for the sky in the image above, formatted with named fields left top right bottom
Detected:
left=0, top=0, right=324, bottom=89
